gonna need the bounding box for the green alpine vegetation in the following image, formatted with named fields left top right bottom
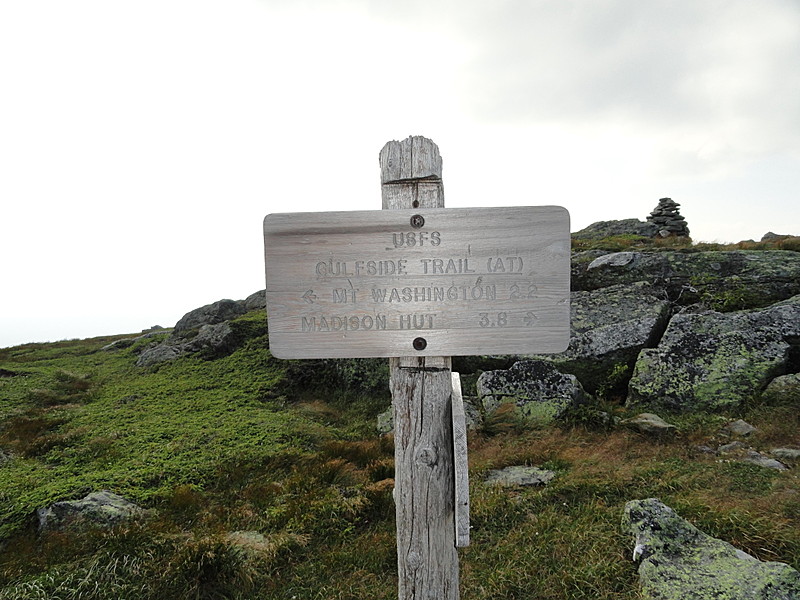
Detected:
left=0, top=299, right=798, bottom=599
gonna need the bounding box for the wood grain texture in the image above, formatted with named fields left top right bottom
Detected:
left=391, top=356, right=458, bottom=600
left=384, top=136, right=459, bottom=600
left=451, top=372, right=470, bottom=548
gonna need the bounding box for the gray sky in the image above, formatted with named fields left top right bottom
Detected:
left=1, top=0, right=799, bottom=348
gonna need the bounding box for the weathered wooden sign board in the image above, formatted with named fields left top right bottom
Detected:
left=263, top=206, right=570, bottom=359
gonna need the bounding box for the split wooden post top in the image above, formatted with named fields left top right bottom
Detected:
left=381, top=136, right=461, bottom=600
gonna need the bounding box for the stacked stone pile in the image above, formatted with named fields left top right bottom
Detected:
left=646, top=197, right=690, bottom=237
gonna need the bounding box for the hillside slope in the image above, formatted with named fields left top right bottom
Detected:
left=1, top=240, right=799, bottom=599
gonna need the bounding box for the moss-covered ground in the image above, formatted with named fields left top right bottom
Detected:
left=0, top=308, right=798, bottom=599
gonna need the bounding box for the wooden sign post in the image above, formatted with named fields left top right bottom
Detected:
left=263, top=136, right=570, bottom=600
left=381, top=137, right=460, bottom=599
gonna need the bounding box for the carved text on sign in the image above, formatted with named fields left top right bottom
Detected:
left=263, top=206, right=570, bottom=358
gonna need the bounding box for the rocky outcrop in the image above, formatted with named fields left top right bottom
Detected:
left=37, top=491, right=145, bottom=531
left=572, top=219, right=659, bottom=240
left=134, top=296, right=263, bottom=367
left=173, top=299, right=247, bottom=336
left=477, top=360, right=588, bottom=424
left=623, top=498, right=800, bottom=599
left=573, top=250, right=800, bottom=311
left=244, top=290, right=266, bottom=311
left=530, top=281, right=670, bottom=393
left=628, top=295, right=800, bottom=413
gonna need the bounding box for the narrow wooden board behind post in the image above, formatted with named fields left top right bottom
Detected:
left=451, top=372, right=470, bottom=548
left=382, top=136, right=459, bottom=600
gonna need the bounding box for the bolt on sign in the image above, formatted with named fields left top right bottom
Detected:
left=263, top=205, right=570, bottom=359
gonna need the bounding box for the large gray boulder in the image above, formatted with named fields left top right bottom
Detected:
left=37, top=490, right=145, bottom=531
left=477, top=360, right=588, bottom=424
left=530, top=281, right=671, bottom=393
left=572, top=250, right=800, bottom=310
left=135, top=343, right=184, bottom=368
left=185, top=321, right=238, bottom=354
left=628, top=295, right=800, bottom=413
left=623, top=498, right=800, bottom=599
left=173, top=299, right=247, bottom=336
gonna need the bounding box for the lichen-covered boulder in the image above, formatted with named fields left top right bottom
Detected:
left=477, top=360, right=588, bottom=424
left=529, top=281, right=670, bottom=393
left=627, top=296, right=800, bottom=413
left=572, top=250, right=800, bottom=311
left=762, top=373, right=800, bottom=405
left=37, top=490, right=145, bottom=531
left=623, top=498, right=800, bottom=600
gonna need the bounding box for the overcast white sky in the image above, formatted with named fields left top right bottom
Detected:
left=1, top=0, right=799, bottom=348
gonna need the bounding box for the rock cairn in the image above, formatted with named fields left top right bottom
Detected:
left=646, top=197, right=690, bottom=238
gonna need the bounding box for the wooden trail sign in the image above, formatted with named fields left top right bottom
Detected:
left=263, top=136, right=571, bottom=600
left=263, top=206, right=570, bottom=359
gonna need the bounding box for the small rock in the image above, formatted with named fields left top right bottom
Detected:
left=376, top=407, right=393, bottom=435
left=102, top=338, right=137, bottom=351
left=103, top=330, right=170, bottom=352
left=718, top=441, right=747, bottom=454
left=621, top=413, right=677, bottom=435
left=37, top=490, right=145, bottom=531
left=723, top=419, right=758, bottom=437
left=485, top=466, right=555, bottom=488
left=587, top=252, right=637, bottom=270
left=771, top=448, right=800, bottom=462
left=741, top=450, right=788, bottom=471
